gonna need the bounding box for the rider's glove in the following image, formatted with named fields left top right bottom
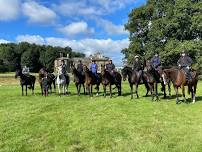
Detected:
left=187, top=66, right=190, bottom=70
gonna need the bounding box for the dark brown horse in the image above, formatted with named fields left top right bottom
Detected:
left=145, top=60, right=170, bottom=101
left=122, top=66, right=150, bottom=99
left=71, top=64, right=85, bottom=96
left=39, top=68, right=56, bottom=95
left=162, top=68, right=198, bottom=104
left=101, top=65, right=122, bottom=98
left=15, top=68, right=36, bottom=96
left=83, top=65, right=101, bottom=97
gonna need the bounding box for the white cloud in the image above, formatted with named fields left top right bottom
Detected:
left=22, top=1, right=57, bottom=24
left=58, top=21, right=94, bottom=36
left=54, top=0, right=135, bottom=17
left=0, top=0, right=20, bottom=21
left=15, top=34, right=128, bottom=66
left=96, top=18, right=128, bottom=35
left=16, top=35, right=45, bottom=44
left=0, top=39, right=10, bottom=44
left=55, top=1, right=101, bottom=17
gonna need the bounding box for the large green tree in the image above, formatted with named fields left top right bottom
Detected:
left=0, top=43, right=85, bottom=72
left=123, top=0, right=202, bottom=73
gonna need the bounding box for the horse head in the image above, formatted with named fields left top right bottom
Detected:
left=145, top=60, right=153, bottom=72
left=83, top=65, right=89, bottom=72
left=15, top=68, right=22, bottom=78
left=121, top=66, right=131, bottom=81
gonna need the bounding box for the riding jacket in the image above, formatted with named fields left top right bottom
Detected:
left=60, top=64, right=67, bottom=74
left=77, top=63, right=83, bottom=73
left=177, top=56, right=193, bottom=67
left=90, top=63, right=97, bottom=74
left=106, top=63, right=115, bottom=72
left=133, top=60, right=143, bottom=71
left=151, top=56, right=161, bottom=68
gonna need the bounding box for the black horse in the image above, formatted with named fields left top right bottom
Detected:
left=15, top=68, right=36, bottom=96
left=101, top=65, right=122, bottom=98
left=39, top=68, right=56, bottom=95
left=71, top=64, right=85, bottom=96
left=83, top=65, right=101, bottom=97
left=122, top=66, right=150, bottom=99
left=145, top=60, right=171, bottom=100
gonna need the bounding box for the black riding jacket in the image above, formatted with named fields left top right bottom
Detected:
left=77, top=63, right=83, bottom=73
left=177, top=56, right=193, bottom=67
left=133, top=60, right=143, bottom=71
left=106, top=63, right=115, bottom=72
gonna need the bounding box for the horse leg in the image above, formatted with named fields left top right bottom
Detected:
left=155, top=83, right=159, bottom=101
left=182, top=85, right=186, bottom=103
left=175, top=87, right=180, bottom=104
left=168, top=81, right=171, bottom=97
left=96, top=84, right=99, bottom=96
left=83, top=84, right=86, bottom=94
left=26, top=85, right=28, bottom=96
left=32, top=83, right=35, bottom=95
left=135, top=83, right=139, bottom=99
left=90, top=85, right=93, bottom=97
left=58, top=84, right=61, bottom=96
left=40, top=84, right=43, bottom=96
left=109, top=84, right=112, bottom=98
left=118, top=83, right=121, bottom=96
left=192, top=86, right=196, bottom=103
left=22, top=85, right=24, bottom=96
left=144, top=83, right=149, bottom=97
left=130, top=84, right=133, bottom=99
left=53, top=81, right=56, bottom=93
left=161, top=82, right=166, bottom=99
left=103, top=85, right=106, bottom=97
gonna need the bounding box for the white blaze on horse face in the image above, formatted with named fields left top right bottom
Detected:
left=162, top=73, right=167, bottom=85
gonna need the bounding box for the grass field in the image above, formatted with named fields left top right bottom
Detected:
left=0, top=77, right=202, bottom=152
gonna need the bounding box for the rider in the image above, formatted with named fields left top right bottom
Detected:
left=177, top=50, right=193, bottom=83
left=22, top=65, right=30, bottom=76
left=151, top=52, right=161, bottom=70
left=133, top=55, right=143, bottom=71
left=77, top=60, right=84, bottom=75
left=133, top=55, right=144, bottom=81
left=106, top=59, right=117, bottom=81
left=60, top=60, right=67, bottom=75
left=90, top=60, right=99, bottom=83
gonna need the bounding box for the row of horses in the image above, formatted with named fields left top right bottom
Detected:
left=15, top=62, right=199, bottom=104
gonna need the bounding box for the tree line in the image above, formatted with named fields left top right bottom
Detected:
left=122, top=0, right=202, bottom=73
left=0, top=42, right=85, bottom=72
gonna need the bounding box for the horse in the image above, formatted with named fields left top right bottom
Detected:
left=145, top=60, right=170, bottom=101
left=101, top=64, right=122, bottom=98
left=38, top=68, right=56, bottom=95
left=121, top=66, right=150, bottom=99
left=83, top=65, right=101, bottom=97
left=15, top=68, right=36, bottom=96
left=56, top=66, right=70, bottom=95
left=70, top=64, right=86, bottom=96
left=162, top=68, right=198, bottom=104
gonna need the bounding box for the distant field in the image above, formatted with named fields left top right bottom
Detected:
left=0, top=77, right=202, bottom=152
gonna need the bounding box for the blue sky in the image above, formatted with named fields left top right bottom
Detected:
left=0, top=0, right=146, bottom=66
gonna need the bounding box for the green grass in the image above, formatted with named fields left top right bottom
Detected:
left=0, top=79, right=202, bottom=152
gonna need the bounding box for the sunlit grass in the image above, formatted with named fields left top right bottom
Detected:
left=0, top=78, right=202, bottom=152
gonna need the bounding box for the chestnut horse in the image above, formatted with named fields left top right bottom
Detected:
left=162, top=68, right=198, bottom=104
left=83, top=65, right=101, bottom=97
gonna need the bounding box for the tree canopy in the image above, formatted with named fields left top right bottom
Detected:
left=0, top=42, right=85, bottom=72
left=122, top=0, right=202, bottom=73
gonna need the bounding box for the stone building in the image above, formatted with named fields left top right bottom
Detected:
left=54, top=52, right=109, bottom=73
